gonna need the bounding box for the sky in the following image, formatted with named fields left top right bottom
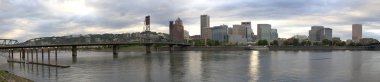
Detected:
left=0, top=0, right=380, bottom=42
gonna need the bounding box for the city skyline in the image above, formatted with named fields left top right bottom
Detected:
left=1, top=0, right=380, bottom=41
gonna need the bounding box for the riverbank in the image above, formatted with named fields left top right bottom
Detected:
left=0, top=70, right=33, bottom=82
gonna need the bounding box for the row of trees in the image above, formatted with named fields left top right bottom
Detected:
left=189, top=39, right=239, bottom=46
left=190, top=38, right=368, bottom=47
left=258, top=38, right=349, bottom=46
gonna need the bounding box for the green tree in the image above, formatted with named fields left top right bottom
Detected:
left=322, top=39, right=332, bottom=46
left=271, top=40, right=279, bottom=46
left=332, top=40, right=340, bottom=46
left=337, top=41, right=346, bottom=46
left=301, top=40, right=312, bottom=46
left=257, top=40, right=268, bottom=46
left=313, top=42, right=321, bottom=46
left=292, top=38, right=300, bottom=46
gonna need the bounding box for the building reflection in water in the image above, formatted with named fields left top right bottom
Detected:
left=142, top=52, right=171, bottom=82
left=256, top=50, right=272, bottom=82
left=308, top=51, right=332, bottom=81
left=169, top=52, right=186, bottom=82
left=350, top=51, right=362, bottom=81
left=201, top=51, right=253, bottom=82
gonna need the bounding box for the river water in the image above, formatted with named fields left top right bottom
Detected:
left=0, top=50, right=380, bottom=82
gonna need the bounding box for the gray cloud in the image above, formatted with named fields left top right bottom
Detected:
left=0, top=0, right=380, bottom=41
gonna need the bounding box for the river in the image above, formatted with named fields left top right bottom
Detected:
left=0, top=50, right=380, bottom=82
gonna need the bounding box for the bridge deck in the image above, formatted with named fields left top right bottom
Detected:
left=0, top=42, right=190, bottom=49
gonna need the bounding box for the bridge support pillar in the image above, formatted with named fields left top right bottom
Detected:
left=48, top=47, right=50, bottom=65
left=42, top=48, right=44, bottom=64
left=112, top=45, right=119, bottom=55
left=72, top=46, right=77, bottom=57
left=22, top=48, right=25, bottom=59
left=8, top=49, right=10, bottom=59
left=11, top=49, right=14, bottom=60
left=169, top=45, right=174, bottom=52
left=145, top=44, right=152, bottom=54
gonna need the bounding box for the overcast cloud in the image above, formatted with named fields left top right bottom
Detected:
left=0, top=0, right=379, bottom=41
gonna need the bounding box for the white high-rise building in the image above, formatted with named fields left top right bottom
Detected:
left=257, top=24, right=272, bottom=41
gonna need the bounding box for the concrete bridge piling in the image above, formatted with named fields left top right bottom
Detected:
left=72, top=46, right=77, bottom=57
left=42, top=48, right=44, bottom=64
left=145, top=44, right=152, bottom=54
left=169, top=45, right=174, bottom=52
left=113, top=45, right=119, bottom=55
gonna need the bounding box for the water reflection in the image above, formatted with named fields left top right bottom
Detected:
left=257, top=50, right=272, bottom=82
left=169, top=53, right=185, bottom=82
left=249, top=51, right=259, bottom=81
left=6, top=62, right=59, bottom=81
left=309, top=51, right=332, bottom=81
left=350, top=51, right=362, bottom=81
left=113, top=54, right=118, bottom=60
left=1, top=51, right=380, bottom=82
left=72, top=56, right=77, bottom=64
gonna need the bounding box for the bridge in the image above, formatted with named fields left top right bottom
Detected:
left=0, top=39, right=19, bottom=46
left=0, top=16, right=190, bottom=68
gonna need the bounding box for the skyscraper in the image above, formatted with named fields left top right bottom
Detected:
left=324, top=28, right=332, bottom=40
left=271, top=29, right=278, bottom=41
left=242, top=22, right=254, bottom=41
left=169, top=21, right=174, bottom=41
left=352, top=24, right=362, bottom=42
left=200, top=15, right=210, bottom=39
left=309, top=26, right=324, bottom=42
left=232, top=25, right=245, bottom=38
left=309, top=26, right=333, bottom=42
left=257, top=24, right=272, bottom=41
left=204, top=28, right=213, bottom=39
left=169, top=18, right=184, bottom=42
left=211, top=25, right=229, bottom=42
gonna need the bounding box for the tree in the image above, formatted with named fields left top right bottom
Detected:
left=257, top=40, right=268, bottom=46
left=332, top=40, right=340, bottom=46
left=313, top=42, right=321, bottom=46
left=301, top=40, right=312, bottom=46
left=322, top=39, right=332, bottom=46
left=271, top=40, right=279, bottom=46
left=292, top=38, right=299, bottom=46
left=337, top=41, right=346, bottom=46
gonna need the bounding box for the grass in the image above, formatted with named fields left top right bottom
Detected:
left=0, top=70, right=33, bottom=82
